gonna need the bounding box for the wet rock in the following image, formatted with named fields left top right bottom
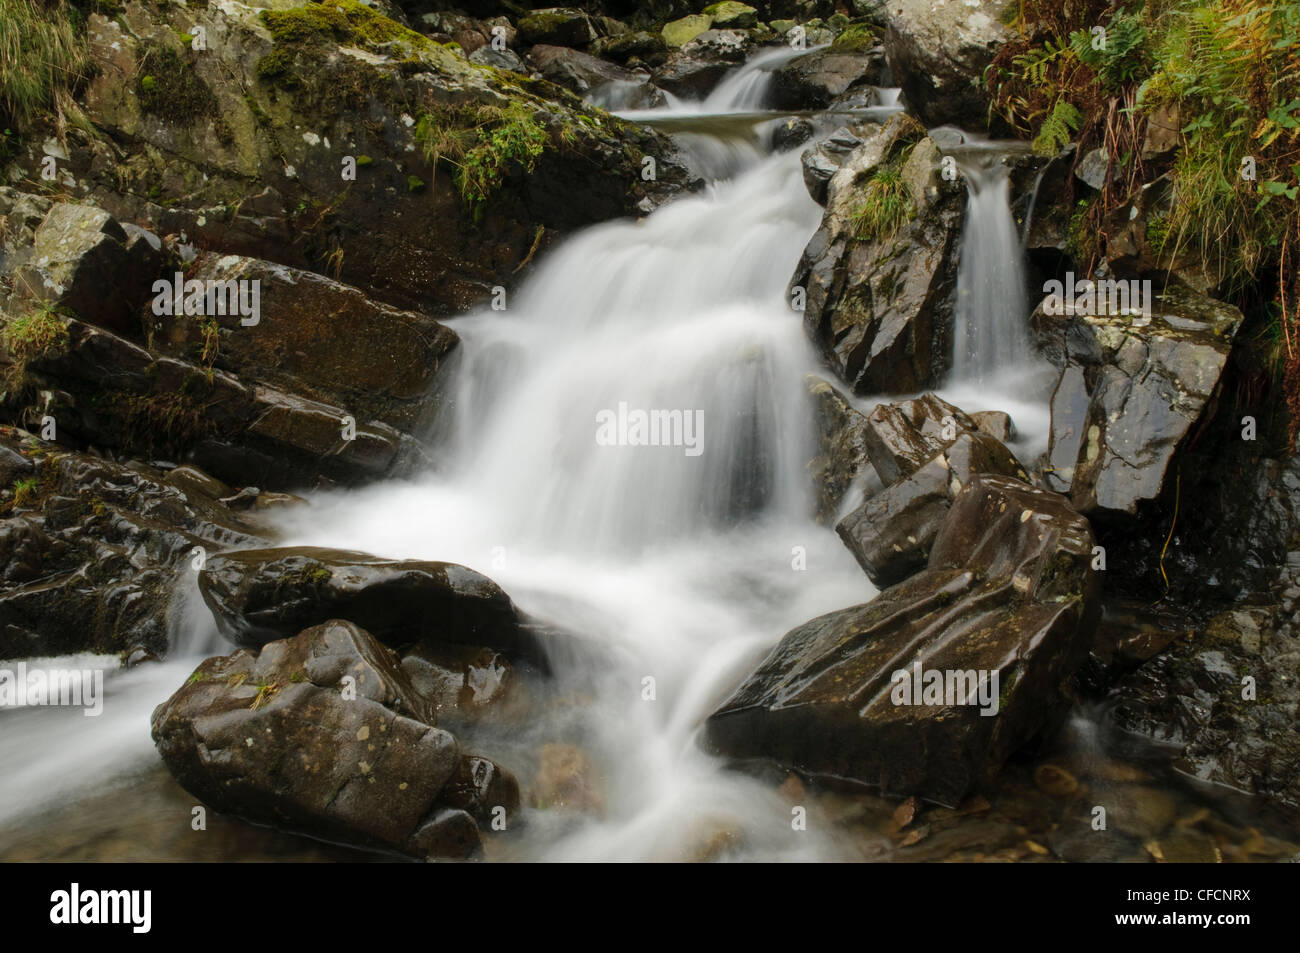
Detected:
left=772, top=117, right=816, bottom=152
left=1107, top=606, right=1300, bottom=812
left=770, top=48, right=887, bottom=111
left=800, top=125, right=869, bottom=205
left=517, top=8, right=595, bottom=48
left=9, top=202, right=160, bottom=337
left=533, top=742, right=604, bottom=814
left=197, top=546, right=536, bottom=662
left=1032, top=283, right=1243, bottom=515
left=529, top=44, right=643, bottom=96
left=1047, top=825, right=1150, bottom=862
left=150, top=619, right=515, bottom=860
left=807, top=375, right=876, bottom=523
left=791, top=115, right=964, bottom=395
left=881, top=0, right=1009, bottom=128
left=971, top=410, right=1014, bottom=443
left=592, top=30, right=666, bottom=63
left=0, top=429, right=266, bottom=659
left=144, top=252, right=459, bottom=433
left=705, top=475, right=1100, bottom=806
left=653, top=30, right=752, bottom=97
left=836, top=422, right=1029, bottom=587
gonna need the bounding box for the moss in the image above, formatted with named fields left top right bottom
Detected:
left=831, top=23, right=875, bottom=52
left=137, top=43, right=219, bottom=125
left=406, top=173, right=425, bottom=192
left=415, top=99, right=550, bottom=207
left=279, top=561, right=332, bottom=588
left=4, top=306, right=70, bottom=365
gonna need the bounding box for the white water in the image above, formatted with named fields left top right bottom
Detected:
left=951, top=160, right=1034, bottom=383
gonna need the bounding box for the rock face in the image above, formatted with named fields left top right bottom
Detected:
left=0, top=427, right=266, bottom=659
left=151, top=619, right=518, bottom=859
left=835, top=395, right=1029, bottom=587
left=881, top=0, right=1012, bottom=128
left=1032, top=282, right=1243, bottom=516
left=791, top=115, right=964, bottom=395
left=197, top=546, right=534, bottom=658
left=806, top=376, right=876, bottom=523
left=21, top=0, right=688, bottom=320
left=705, top=475, right=1100, bottom=806
left=144, top=252, right=460, bottom=433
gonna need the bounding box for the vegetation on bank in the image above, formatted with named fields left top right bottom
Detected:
left=0, top=0, right=89, bottom=131
left=415, top=101, right=551, bottom=207
left=987, top=0, right=1300, bottom=436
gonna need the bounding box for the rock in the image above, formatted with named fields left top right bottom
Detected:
left=769, top=48, right=887, bottom=111
left=882, top=0, right=1011, bottom=128
left=593, top=30, right=666, bottom=63
left=662, top=14, right=714, bottom=49
left=468, top=45, right=524, bottom=72
left=1141, top=103, right=1181, bottom=161
left=145, top=252, right=459, bottom=433
left=858, top=393, right=976, bottom=486
left=527, top=44, right=653, bottom=103
left=791, top=115, right=964, bottom=395
left=971, top=410, right=1014, bottom=443
left=1032, top=282, right=1243, bottom=515
left=44, top=0, right=688, bottom=318
left=0, top=429, right=266, bottom=659
left=150, top=619, right=518, bottom=859
left=807, top=376, right=876, bottom=523
left=1075, top=147, right=1116, bottom=190
left=1108, top=605, right=1300, bottom=813
left=772, top=117, right=815, bottom=152
left=9, top=202, right=160, bottom=337
left=653, top=49, right=734, bottom=98
left=836, top=424, right=1029, bottom=587
left=196, top=546, right=538, bottom=661
left=702, top=2, right=759, bottom=29
left=705, top=475, right=1100, bottom=806
left=800, top=125, right=868, bottom=205
left=517, top=8, right=595, bottom=48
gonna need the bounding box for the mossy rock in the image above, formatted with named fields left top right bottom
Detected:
left=662, top=14, right=713, bottom=49
left=701, top=3, right=757, bottom=29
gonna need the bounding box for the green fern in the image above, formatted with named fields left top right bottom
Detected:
left=1032, top=99, right=1083, bottom=156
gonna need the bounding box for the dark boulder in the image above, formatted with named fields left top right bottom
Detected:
left=705, top=475, right=1100, bottom=806
left=151, top=619, right=519, bottom=859
left=769, top=48, right=886, bottom=111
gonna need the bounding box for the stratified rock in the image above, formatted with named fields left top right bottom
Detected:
left=197, top=546, right=532, bottom=658
left=705, top=475, right=1100, bottom=806
left=1031, top=282, right=1242, bottom=515
left=882, top=0, right=1011, bottom=128
left=770, top=47, right=886, bottom=111
left=790, top=114, right=963, bottom=395
left=144, top=252, right=459, bottom=433
left=151, top=619, right=519, bottom=859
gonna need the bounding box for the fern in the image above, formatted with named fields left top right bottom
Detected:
left=1033, top=99, right=1083, bottom=156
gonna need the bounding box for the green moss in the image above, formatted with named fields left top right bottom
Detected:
left=137, top=43, right=218, bottom=124
left=406, top=173, right=425, bottom=192
left=415, top=100, right=549, bottom=207
left=831, top=23, right=876, bottom=52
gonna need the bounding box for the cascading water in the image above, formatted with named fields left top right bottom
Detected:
left=950, top=158, right=1033, bottom=383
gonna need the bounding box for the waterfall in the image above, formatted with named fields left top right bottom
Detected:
left=950, top=159, right=1032, bottom=382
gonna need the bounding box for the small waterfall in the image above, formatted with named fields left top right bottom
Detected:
left=951, top=159, right=1032, bottom=382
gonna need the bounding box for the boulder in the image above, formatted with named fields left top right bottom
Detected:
left=836, top=415, right=1029, bottom=586
left=197, top=546, right=533, bottom=659
left=806, top=375, right=876, bottom=523
left=662, top=14, right=714, bottom=48
left=144, top=252, right=460, bottom=432
left=790, top=115, right=964, bottom=395
left=468, top=45, right=525, bottom=72
left=516, top=8, right=595, bottom=47
left=881, top=0, right=1011, bottom=128
left=800, top=125, right=868, bottom=204
left=151, top=619, right=519, bottom=859
left=8, top=202, right=161, bottom=337
left=704, top=474, right=1100, bottom=806
left=1031, top=282, right=1243, bottom=515
left=593, top=30, right=667, bottom=63
left=527, top=44, right=655, bottom=103
left=769, top=48, right=887, bottom=111
left=702, top=2, right=759, bottom=29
